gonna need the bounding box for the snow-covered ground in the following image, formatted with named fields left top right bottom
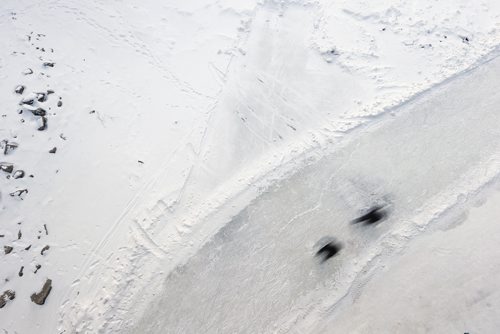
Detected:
left=1, top=1, right=500, bottom=333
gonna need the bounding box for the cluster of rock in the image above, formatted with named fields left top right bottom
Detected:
left=0, top=32, right=63, bottom=309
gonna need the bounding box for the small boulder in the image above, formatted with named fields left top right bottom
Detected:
left=32, top=107, right=47, bottom=116
left=0, top=162, right=14, bottom=173
left=30, top=279, right=52, bottom=305
left=4, top=245, right=13, bottom=254
left=41, top=245, right=50, bottom=255
left=14, top=85, right=25, bottom=94
left=13, top=170, right=25, bottom=179
left=20, top=96, right=35, bottom=106
left=36, top=93, right=47, bottom=102
left=38, top=116, right=48, bottom=131
left=2, top=140, right=18, bottom=155
left=0, top=290, right=15, bottom=308
left=9, top=188, right=28, bottom=198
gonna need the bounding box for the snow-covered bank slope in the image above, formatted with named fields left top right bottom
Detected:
left=1, top=1, right=500, bottom=333
left=130, top=53, right=500, bottom=334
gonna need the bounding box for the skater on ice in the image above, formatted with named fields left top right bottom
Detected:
left=315, top=237, right=342, bottom=262
left=352, top=205, right=387, bottom=225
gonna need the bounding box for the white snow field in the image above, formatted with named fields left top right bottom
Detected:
left=1, top=0, right=500, bottom=333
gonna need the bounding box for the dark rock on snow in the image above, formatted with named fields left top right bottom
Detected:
left=2, top=140, right=16, bottom=154
left=20, top=96, right=35, bottom=106
left=41, top=245, right=50, bottom=255
left=32, top=107, right=47, bottom=116
left=0, top=290, right=16, bottom=308
left=4, top=246, right=13, bottom=254
left=2, top=140, right=18, bottom=155
left=13, top=170, right=25, bottom=179
left=38, top=116, right=48, bottom=131
left=36, top=92, right=47, bottom=102
left=0, top=162, right=14, bottom=173
left=30, top=279, right=52, bottom=305
left=14, top=85, right=25, bottom=94
left=9, top=188, right=28, bottom=198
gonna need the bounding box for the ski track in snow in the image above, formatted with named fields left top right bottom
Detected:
left=1, top=0, right=500, bottom=333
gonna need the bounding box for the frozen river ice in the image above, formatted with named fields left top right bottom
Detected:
left=131, top=55, right=500, bottom=333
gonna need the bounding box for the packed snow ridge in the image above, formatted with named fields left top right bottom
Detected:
left=1, top=1, right=500, bottom=333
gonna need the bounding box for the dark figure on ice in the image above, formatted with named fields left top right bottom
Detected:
left=352, top=205, right=387, bottom=225
left=316, top=241, right=342, bottom=262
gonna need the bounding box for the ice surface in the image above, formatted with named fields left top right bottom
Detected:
left=131, top=52, right=500, bottom=333
left=311, top=185, right=500, bottom=333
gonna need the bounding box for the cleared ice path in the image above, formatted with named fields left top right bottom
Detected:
left=132, top=56, right=500, bottom=334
